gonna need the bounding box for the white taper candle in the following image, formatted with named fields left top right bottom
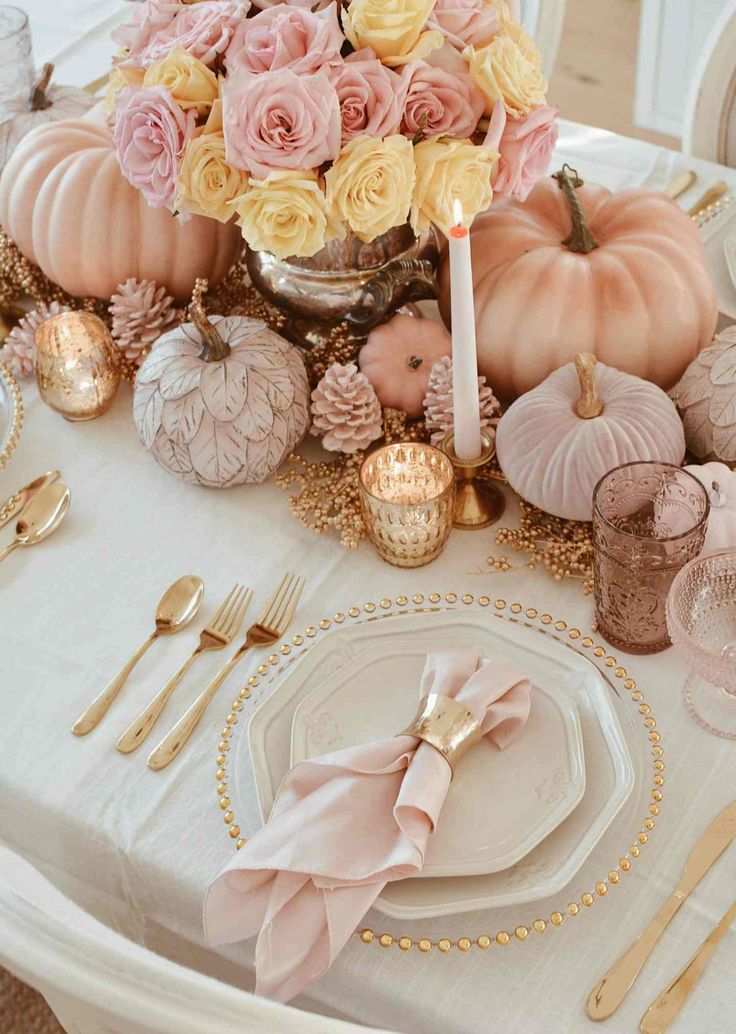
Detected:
left=448, top=200, right=482, bottom=460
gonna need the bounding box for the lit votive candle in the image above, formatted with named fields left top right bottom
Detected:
left=359, top=443, right=456, bottom=567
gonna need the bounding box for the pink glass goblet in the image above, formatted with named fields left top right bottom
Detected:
left=666, top=549, right=736, bottom=738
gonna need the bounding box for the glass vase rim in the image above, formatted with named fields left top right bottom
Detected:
left=592, top=460, right=711, bottom=544
left=359, top=442, right=455, bottom=506
left=0, top=5, right=29, bottom=38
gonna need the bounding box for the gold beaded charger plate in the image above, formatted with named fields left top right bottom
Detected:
left=288, top=640, right=587, bottom=879
left=217, top=597, right=653, bottom=925
left=0, top=361, right=22, bottom=470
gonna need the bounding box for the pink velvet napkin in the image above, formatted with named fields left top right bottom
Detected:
left=204, top=651, right=531, bottom=1002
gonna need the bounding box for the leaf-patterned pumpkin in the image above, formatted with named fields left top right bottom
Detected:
left=0, top=117, right=240, bottom=300
left=133, top=304, right=309, bottom=487
left=671, top=326, right=736, bottom=466
left=438, top=167, right=718, bottom=402
left=0, top=64, right=94, bottom=176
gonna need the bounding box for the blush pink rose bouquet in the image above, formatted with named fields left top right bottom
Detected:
left=109, top=0, right=557, bottom=257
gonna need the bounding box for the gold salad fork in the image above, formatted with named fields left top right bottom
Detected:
left=147, top=573, right=305, bottom=771
left=116, top=584, right=251, bottom=754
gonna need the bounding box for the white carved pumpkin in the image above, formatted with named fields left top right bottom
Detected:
left=0, top=64, right=94, bottom=175
left=0, top=118, right=240, bottom=300
left=496, top=353, right=686, bottom=521
left=133, top=305, right=310, bottom=487
left=671, top=326, right=736, bottom=465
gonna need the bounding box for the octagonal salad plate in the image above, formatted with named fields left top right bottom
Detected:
left=238, top=608, right=635, bottom=917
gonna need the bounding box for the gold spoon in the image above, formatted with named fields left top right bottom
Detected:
left=71, top=575, right=204, bottom=737
left=0, top=481, right=70, bottom=566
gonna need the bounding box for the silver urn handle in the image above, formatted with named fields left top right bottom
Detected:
left=346, top=256, right=439, bottom=331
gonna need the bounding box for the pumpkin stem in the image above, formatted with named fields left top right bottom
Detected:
left=553, top=165, right=599, bottom=255
left=31, top=63, right=54, bottom=112
left=189, top=278, right=230, bottom=362
left=574, top=352, right=604, bottom=419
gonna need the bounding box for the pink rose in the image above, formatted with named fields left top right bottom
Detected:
left=250, top=0, right=328, bottom=9
left=225, top=3, right=343, bottom=75
left=127, top=1, right=249, bottom=67
left=490, top=104, right=559, bottom=201
left=111, top=0, right=182, bottom=67
left=427, top=0, right=503, bottom=50
left=329, top=49, right=405, bottom=145
left=222, top=68, right=341, bottom=177
left=114, top=85, right=196, bottom=209
left=401, top=61, right=484, bottom=139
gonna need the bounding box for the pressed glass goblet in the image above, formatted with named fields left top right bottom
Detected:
left=667, top=549, right=736, bottom=739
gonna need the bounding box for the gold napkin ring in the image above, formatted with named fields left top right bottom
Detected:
left=401, top=694, right=482, bottom=775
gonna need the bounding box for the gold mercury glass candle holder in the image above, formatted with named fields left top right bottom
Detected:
left=442, top=431, right=505, bottom=530
left=35, top=311, right=120, bottom=421
left=359, top=442, right=456, bottom=567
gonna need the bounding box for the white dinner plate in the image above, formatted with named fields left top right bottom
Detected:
left=289, top=642, right=586, bottom=878
left=239, top=610, right=635, bottom=916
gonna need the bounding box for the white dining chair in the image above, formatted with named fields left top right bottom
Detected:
left=520, top=0, right=568, bottom=78
left=683, top=0, right=736, bottom=165
left=0, top=843, right=396, bottom=1034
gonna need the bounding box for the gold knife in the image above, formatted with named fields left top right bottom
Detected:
left=688, top=181, right=728, bottom=218
left=639, top=898, right=736, bottom=1034
left=0, top=471, right=60, bottom=530
left=664, top=171, right=696, bottom=200
left=587, top=799, right=736, bottom=1021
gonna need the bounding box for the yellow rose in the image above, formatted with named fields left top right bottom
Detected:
left=342, top=0, right=443, bottom=66
left=231, top=171, right=342, bottom=260
left=325, top=135, right=415, bottom=242
left=411, top=137, right=495, bottom=235
left=177, top=130, right=248, bottom=222
left=105, top=66, right=144, bottom=114
left=464, top=29, right=547, bottom=117
left=143, top=46, right=219, bottom=112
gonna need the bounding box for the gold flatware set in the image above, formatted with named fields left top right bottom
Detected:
left=588, top=799, right=736, bottom=1031
left=662, top=171, right=731, bottom=221
left=72, top=571, right=305, bottom=770
left=0, top=470, right=70, bottom=566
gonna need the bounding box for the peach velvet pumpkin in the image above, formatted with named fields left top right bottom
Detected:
left=359, top=315, right=451, bottom=417
left=0, top=118, right=241, bottom=300
left=496, top=353, right=686, bottom=521
left=438, top=167, right=718, bottom=402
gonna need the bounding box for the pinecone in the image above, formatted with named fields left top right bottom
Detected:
left=423, top=356, right=500, bottom=445
left=0, top=301, right=70, bottom=378
left=109, top=278, right=179, bottom=368
left=311, top=362, right=383, bottom=453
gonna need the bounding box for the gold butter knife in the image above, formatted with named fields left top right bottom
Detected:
left=640, top=898, right=736, bottom=1034
left=664, top=171, right=696, bottom=200
left=587, top=799, right=736, bottom=1021
left=0, top=471, right=60, bottom=530
left=688, top=181, right=728, bottom=217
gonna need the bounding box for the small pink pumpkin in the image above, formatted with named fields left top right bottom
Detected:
left=496, top=353, right=686, bottom=520
left=359, top=315, right=451, bottom=417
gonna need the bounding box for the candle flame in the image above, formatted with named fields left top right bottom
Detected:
left=453, top=198, right=463, bottom=227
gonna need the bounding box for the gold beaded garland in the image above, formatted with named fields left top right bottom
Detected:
left=212, top=593, right=664, bottom=956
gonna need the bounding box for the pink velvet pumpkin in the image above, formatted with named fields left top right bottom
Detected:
left=0, top=118, right=241, bottom=300
left=438, top=168, right=718, bottom=402
left=496, top=353, right=686, bottom=521
left=359, top=315, right=451, bottom=417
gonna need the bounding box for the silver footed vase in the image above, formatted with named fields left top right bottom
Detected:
left=246, top=224, right=440, bottom=350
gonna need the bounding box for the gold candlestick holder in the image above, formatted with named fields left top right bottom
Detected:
left=443, top=431, right=505, bottom=530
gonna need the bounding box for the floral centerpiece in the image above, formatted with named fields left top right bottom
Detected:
left=107, top=0, right=558, bottom=261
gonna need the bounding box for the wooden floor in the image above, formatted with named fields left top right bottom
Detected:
left=547, top=0, right=680, bottom=149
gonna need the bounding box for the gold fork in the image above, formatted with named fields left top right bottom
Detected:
left=147, top=573, right=305, bottom=771
left=116, top=584, right=251, bottom=755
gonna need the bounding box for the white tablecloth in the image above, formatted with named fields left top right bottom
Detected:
left=2, top=7, right=736, bottom=1033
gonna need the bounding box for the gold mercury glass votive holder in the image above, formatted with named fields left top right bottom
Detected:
left=35, top=311, right=120, bottom=421
left=359, top=442, right=456, bottom=567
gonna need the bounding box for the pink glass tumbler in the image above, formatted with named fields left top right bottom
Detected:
left=592, top=462, right=709, bottom=654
